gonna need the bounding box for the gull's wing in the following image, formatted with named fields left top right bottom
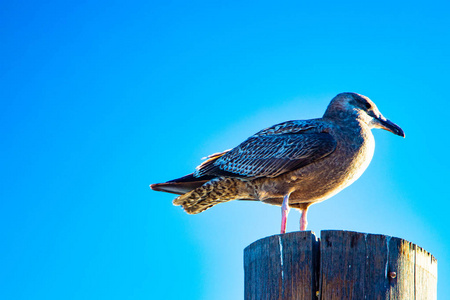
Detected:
left=195, top=120, right=336, bottom=178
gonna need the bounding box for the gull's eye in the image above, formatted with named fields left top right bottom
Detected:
left=364, top=102, right=372, bottom=110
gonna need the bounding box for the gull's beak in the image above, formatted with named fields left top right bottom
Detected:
left=374, top=115, right=405, bottom=137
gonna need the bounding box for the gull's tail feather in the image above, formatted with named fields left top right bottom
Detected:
left=173, top=177, right=251, bottom=214
left=150, top=173, right=215, bottom=195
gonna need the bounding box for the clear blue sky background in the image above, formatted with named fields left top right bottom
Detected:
left=1, top=1, right=449, bottom=299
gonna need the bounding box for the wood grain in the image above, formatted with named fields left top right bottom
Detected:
left=244, top=231, right=319, bottom=300
left=244, top=230, right=437, bottom=300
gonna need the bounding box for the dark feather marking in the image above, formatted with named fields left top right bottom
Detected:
left=151, top=173, right=216, bottom=195
left=196, top=132, right=336, bottom=178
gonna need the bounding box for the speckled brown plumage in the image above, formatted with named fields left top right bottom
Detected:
left=173, top=177, right=252, bottom=214
left=150, top=92, right=405, bottom=231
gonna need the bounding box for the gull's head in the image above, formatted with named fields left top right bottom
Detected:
left=324, top=92, right=405, bottom=137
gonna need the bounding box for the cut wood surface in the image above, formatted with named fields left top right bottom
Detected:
left=244, top=230, right=437, bottom=300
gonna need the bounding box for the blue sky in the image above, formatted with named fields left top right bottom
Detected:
left=1, top=0, right=449, bottom=299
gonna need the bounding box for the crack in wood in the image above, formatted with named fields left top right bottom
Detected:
left=244, top=230, right=437, bottom=300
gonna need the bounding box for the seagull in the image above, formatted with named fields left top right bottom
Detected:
left=150, top=92, right=405, bottom=233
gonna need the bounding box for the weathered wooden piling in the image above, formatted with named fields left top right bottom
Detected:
left=244, top=230, right=437, bottom=300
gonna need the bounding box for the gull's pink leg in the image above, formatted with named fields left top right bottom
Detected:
left=281, top=194, right=291, bottom=234
left=300, top=207, right=309, bottom=231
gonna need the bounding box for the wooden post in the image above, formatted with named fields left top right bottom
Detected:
left=244, top=230, right=437, bottom=300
